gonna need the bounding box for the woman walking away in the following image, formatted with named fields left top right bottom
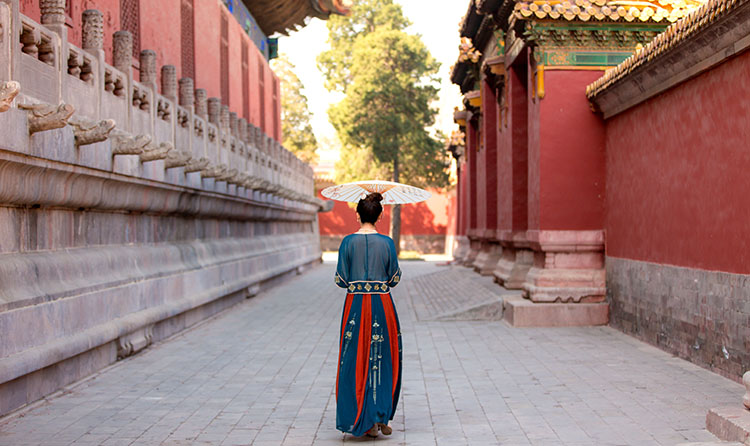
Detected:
left=334, top=192, right=402, bottom=438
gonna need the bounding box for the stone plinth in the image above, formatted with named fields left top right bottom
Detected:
left=503, top=294, right=609, bottom=327
left=461, top=233, right=482, bottom=266
left=493, top=230, right=533, bottom=289
left=452, top=235, right=471, bottom=262
left=706, top=407, right=750, bottom=444
left=472, top=239, right=502, bottom=276
left=522, top=230, right=606, bottom=303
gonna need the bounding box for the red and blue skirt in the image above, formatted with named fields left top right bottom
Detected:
left=336, top=292, right=402, bottom=436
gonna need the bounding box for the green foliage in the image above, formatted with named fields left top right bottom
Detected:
left=317, top=0, right=411, bottom=93
left=271, top=55, right=318, bottom=164
left=328, top=28, right=449, bottom=188
left=320, top=0, right=450, bottom=251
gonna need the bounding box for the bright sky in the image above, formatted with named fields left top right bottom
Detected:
left=277, top=0, right=468, bottom=164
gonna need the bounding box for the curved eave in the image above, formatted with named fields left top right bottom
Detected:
left=243, top=0, right=350, bottom=36
left=460, top=0, right=484, bottom=37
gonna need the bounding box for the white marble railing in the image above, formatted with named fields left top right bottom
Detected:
left=0, top=0, right=318, bottom=209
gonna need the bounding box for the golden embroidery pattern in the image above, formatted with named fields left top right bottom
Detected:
left=341, top=313, right=357, bottom=365
left=369, top=319, right=384, bottom=404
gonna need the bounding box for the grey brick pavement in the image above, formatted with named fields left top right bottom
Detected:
left=0, top=262, right=743, bottom=445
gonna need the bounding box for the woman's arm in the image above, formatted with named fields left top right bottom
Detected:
left=335, top=237, right=350, bottom=288
left=386, top=238, right=402, bottom=288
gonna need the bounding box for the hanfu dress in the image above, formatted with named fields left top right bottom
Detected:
left=334, top=232, right=402, bottom=436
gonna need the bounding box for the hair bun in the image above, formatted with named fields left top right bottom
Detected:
left=365, top=192, right=383, bottom=203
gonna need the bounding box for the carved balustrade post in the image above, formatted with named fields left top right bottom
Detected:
left=161, top=65, right=177, bottom=103
left=40, top=0, right=66, bottom=39
left=229, top=112, right=238, bottom=138
left=248, top=124, right=256, bottom=147
left=239, top=119, right=248, bottom=143
left=81, top=9, right=104, bottom=58
left=207, top=98, right=221, bottom=126
left=195, top=89, right=207, bottom=119
left=139, top=50, right=157, bottom=91
left=40, top=0, right=66, bottom=25
left=179, top=78, right=194, bottom=112
left=113, top=31, right=133, bottom=75
left=220, top=105, right=230, bottom=131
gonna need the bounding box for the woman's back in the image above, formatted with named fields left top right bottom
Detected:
left=335, top=233, right=401, bottom=293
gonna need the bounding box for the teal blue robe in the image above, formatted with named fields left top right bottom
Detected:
left=334, top=233, right=402, bottom=436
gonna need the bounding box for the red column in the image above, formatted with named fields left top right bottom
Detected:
left=523, top=63, right=606, bottom=303
left=483, top=80, right=498, bottom=234
left=494, top=58, right=532, bottom=288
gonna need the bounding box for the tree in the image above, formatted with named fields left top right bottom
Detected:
left=271, top=55, right=318, bottom=164
left=317, top=0, right=411, bottom=93
left=322, top=4, right=450, bottom=254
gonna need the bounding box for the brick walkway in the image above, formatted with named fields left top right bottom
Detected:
left=0, top=262, right=743, bottom=445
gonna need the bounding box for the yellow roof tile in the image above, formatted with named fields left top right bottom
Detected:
left=512, top=0, right=705, bottom=22
left=586, top=0, right=738, bottom=99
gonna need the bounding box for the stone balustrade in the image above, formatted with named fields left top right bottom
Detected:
left=0, top=0, right=325, bottom=418
left=0, top=1, right=317, bottom=205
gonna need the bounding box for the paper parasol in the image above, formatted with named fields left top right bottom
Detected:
left=320, top=180, right=431, bottom=205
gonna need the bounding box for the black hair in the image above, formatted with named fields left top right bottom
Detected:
left=357, top=192, right=383, bottom=224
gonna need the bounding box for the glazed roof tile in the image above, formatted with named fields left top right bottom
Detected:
left=513, top=0, right=704, bottom=23
left=586, top=0, right=741, bottom=98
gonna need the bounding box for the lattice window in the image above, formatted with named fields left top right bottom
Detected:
left=220, top=13, right=229, bottom=104
left=242, top=40, right=249, bottom=120
left=120, top=0, right=140, bottom=58
left=181, top=0, right=195, bottom=80
left=258, top=56, right=265, bottom=131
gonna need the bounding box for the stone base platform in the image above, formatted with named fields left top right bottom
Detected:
left=706, top=407, right=750, bottom=444
left=503, top=294, right=609, bottom=327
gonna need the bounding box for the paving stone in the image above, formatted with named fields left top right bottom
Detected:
left=0, top=262, right=744, bottom=445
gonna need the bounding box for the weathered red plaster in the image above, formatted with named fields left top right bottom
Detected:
left=531, top=69, right=606, bottom=230
left=605, top=51, right=750, bottom=273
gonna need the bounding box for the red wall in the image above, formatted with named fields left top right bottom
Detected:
left=530, top=68, right=606, bottom=230
left=318, top=189, right=452, bottom=237
left=605, top=51, right=750, bottom=273
left=140, top=0, right=181, bottom=84
left=22, top=0, right=281, bottom=138
left=482, top=79, right=498, bottom=232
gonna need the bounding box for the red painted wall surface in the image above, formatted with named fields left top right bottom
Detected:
left=475, top=112, right=487, bottom=233
left=139, top=0, right=181, bottom=85
left=318, top=189, right=452, bottom=237
left=458, top=164, right=468, bottom=235
left=467, top=121, right=478, bottom=232
left=530, top=68, right=606, bottom=230
left=510, top=61, right=529, bottom=233
left=21, top=0, right=281, bottom=139
left=194, top=0, right=222, bottom=100
left=606, top=51, right=750, bottom=273
left=482, top=79, right=498, bottom=231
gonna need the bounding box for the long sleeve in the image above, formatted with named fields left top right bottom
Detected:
left=335, top=237, right=350, bottom=288
left=386, top=238, right=402, bottom=288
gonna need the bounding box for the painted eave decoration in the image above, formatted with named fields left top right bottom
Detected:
left=586, top=0, right=741, bottom=99
left=244, top=0, right=351, bottom=35
left=513, top=0, right=705, bottom=23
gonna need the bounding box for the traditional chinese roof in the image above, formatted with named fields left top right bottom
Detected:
left=513, top=0, right=704, bottom=23
left=586, top=0, right=740, bottom=99
left=244, top=0, right=351, bottom=35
